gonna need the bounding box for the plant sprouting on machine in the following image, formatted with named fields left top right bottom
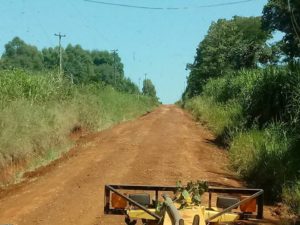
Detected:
left=174, top=180, right=208, bottom=209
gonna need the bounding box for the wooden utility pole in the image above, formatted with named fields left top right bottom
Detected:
left=138, top=77, right=141, bottom=100
left=139, top=77, right=141, bottom=91
left=54, top=32, right=66, bottom=77
left=143, top=73, right=148, bottom=95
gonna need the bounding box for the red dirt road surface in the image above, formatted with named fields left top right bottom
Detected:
left=0, top=105, right=244, bottom=225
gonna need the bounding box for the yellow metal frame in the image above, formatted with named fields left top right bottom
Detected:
left=127, top=208, right=157, bottom=220
left=127, top=206, right=239, bottom=225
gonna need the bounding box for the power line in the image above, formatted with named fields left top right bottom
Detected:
left=85, top=0, right=164, bottom=10
left=194, top=0, right=256, bottom=8
left=84, top=0, right=257, bottom=10
left=69, top=0, right=111, bottom=46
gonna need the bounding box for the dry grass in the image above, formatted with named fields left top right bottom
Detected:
left=0, top=69, right=157, bottom=185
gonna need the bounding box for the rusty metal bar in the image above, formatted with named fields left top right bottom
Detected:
left=208, top=186, right=262, bottom=194
left=109, top=184, right=177, bottom=191
left=257, top=191, right=264, bottom=219
left=104, top=185, right=111, bottom=214
left=208, top=192, right=212, bottom=208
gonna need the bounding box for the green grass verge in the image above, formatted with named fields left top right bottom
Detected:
left=185, top=96, right=243, bottom=140
left=0, top=69, right=157, bottom=186
left=184, top=66, right=300, bottom=211
left=229, top=124, right=291, bottom=199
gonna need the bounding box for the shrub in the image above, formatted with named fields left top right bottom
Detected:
left=185, top=96, right=243, bottom=138
left=229, top=124, right=291, bottom=199
left=242, top=67, right=295, bottom=127
left=202, top=69, right=262, bottom=104
left=0, top=69, right=72, bottom=106
left=282, top=181, right=300, bottom=216
left=202, top=66, right=300, bottom=128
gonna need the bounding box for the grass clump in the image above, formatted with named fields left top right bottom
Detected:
left=282, top=181, right=300, bottom=216
left=0, top=69, right=157, bottom=185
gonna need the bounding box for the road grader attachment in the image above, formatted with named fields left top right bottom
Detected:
left=104, top=184, right=264, bottom=225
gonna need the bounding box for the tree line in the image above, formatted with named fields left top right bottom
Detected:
left=184, top=0, right=300, bottom=99
left=0, top=37, right=158, bottom=99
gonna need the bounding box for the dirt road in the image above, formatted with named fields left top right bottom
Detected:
left=0, top=105, right=241, bottom=225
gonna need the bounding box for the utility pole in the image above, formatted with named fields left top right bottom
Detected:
left=54, top=32, right=66, bottom=78
left=139, top=77, right=141, bottom=91
left=138, top=77, right=141, bottom=100
left=143, top=73, right=148, bottom=95
left=111, top=49, right=118, bottom=86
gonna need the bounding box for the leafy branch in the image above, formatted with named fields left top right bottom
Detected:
left=174, top=180, right=208, bottom=209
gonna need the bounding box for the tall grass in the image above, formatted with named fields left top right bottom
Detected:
left=229, top=124, right=291, bottom=199
left=282, top=181, right=300, bottom=215
left=184, top=65, right=300, bottom=206
left=0, top=69, right=156, bottom=185
left=185, top=96, right=243, bottom=139
left=0, top=69, right=71, bottom=105
left=202, top=69, right=262, bottom=104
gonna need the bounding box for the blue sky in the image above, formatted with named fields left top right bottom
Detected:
left=0, top=0, right=268, bottom=103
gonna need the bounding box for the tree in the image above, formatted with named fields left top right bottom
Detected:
left=90, top=50, right=123, bottom=86
left=42, top=47, right=59, bottom=70
left=63, top=44, right=94, bottom=84
left=142, top=79, right=157, bottom=99
left=1, top=37, right=43, bottom=70
left=262, top=0, right=300, bottom=59
left=184, top=16, right=271, bottom=98
left=118, top=77, right=139, bottom=94
left=0, top=37, right=141, bottom=95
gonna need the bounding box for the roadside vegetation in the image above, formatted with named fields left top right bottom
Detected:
left=0, top=39, right=158, bottom=186
left=183, top=0, right=300, bottom=217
